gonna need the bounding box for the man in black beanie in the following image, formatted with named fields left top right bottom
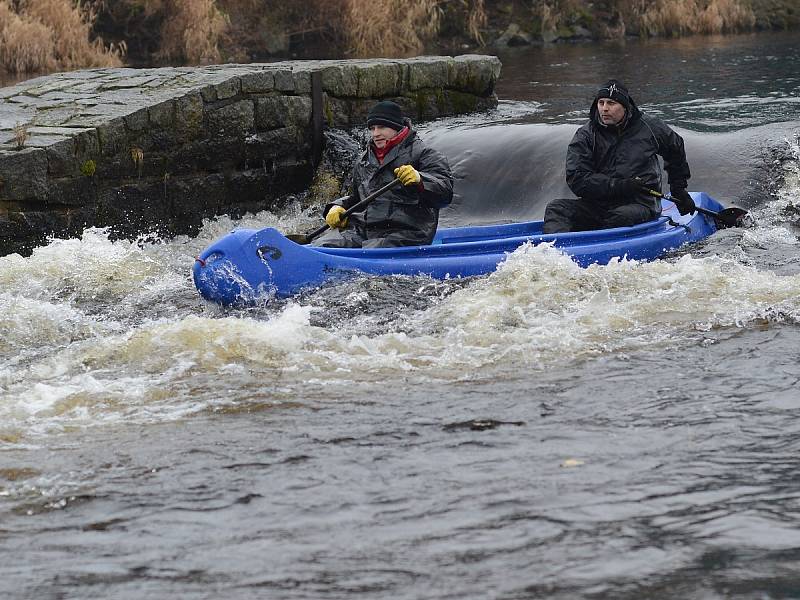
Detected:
left=542, top=79, right=695, bottom=233
left=312, top=100, right=453, bottom=248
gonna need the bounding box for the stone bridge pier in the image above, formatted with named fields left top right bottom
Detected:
left=0, top=55, right=501, bottom=256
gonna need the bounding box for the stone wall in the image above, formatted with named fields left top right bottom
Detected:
left=0, top=55, right=501, bottom=256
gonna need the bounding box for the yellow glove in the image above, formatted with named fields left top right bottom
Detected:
left=325, top=205, right=348, bottom=229
left=394, top=164, right=421, bottom=186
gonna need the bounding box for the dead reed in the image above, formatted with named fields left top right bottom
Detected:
left=342, top=0, right=442, bottom=57
left=13, top=122, right=28, bottom=149
left=620, top=0, right=756, bottom=36
left=0, top=0, right=122, bottom=74
left=466, top=0, right=488, bottom=44
left=143, top=0, right=229, bottom=64
left=0, top=1, right=56, bottom=73
left=0, top=0, right=765, bottom=76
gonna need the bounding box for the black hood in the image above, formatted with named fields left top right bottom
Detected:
left=589, top=79, right=641, bottom=129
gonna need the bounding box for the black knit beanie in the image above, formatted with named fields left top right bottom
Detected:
left=594, top=79, right=632, bottom=112
left=366, top=101, right=405, bottom=131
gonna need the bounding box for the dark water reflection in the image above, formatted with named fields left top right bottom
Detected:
left=493, top=31, right=800, bottom=131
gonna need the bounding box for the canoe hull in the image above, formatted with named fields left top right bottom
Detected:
left=193, top=193, right=722, bottom=305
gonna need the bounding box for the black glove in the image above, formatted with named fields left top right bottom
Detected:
left=612, top=177, right=647, bottom=199
left=670, top=188, right=696, bottom=215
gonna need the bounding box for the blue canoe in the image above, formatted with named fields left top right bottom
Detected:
left=193, top=192, right=722, bottom=305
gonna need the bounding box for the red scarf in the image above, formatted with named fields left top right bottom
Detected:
left=371, top=126, right=410, bottom=164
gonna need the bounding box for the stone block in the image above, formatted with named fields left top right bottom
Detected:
left=292, top=68, right=313, bottom=94
left=206, top=100, right=255, bottom=138
left=174, top=138, right=246, bottom=173
left=0, top=148, right=49, bottom=201
left=74, top=129, right=101, bottom=162
left=44, top=176, right=97, bottom=207
left=273, top=69, right=295, bottom=92
left=324, top=96, right=353, bottom=128
left=124, top=109, right=150, bottom=132
left=97, top=118, right=128, bottom=158
left=448, top=55, right=501, bottom=96
left=31, top=106, right=79, bottom=127
left=169, top=174, right=228, bottom=225
left=241, top=70, right=275, bottom=94
left=243, top=128, right=299, bottom=162
left=149, top=100, right=175, bottom=128
left=200, top=85, right=217, bottom=103
left=0, top=104, right=36, bottom=130
left=409, top=89, right=442, bottom=120
left=356, top=63, right=402, bottom=98
left=255, top=95, right=312, bottom=130
left=45, top=138, right=77, bottom=178
left=175, top=93, right=204, bottom=141
left=11, top=209, right=71, bottom=247
left=321, top=65, right=359, bottom=97
left=215, top=78, right=240, bottom=100
left=96, top=183, right=172, bottom=234
left=24, top=133, right=72, bottom=149
left=407, top=59, right=450, bottom=92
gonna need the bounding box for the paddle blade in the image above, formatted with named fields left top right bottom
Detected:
left=716, top=207, right=752, bottom=229
left=284, top=233, right=312, bottom=245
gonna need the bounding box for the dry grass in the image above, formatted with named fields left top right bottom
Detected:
left=622, top=0, right=755, bottom=36
left=696, top=0, right=755, bottom=33
left=534, top=0, right=754, bottom=38
left=0, top=1, right=56, bottom=72
left=466, top=0, right=488, bottom=44
left=0, top=0, right=122, bottom=74
left=216, top=0, right=447, bottom=58
left=0, top=0, right=765, bottom=75
left=342, top=0, right=442, bottom=57
left=13, top=122, right=28, bottom=149
left=145, top=0, right=229, bottom=64
left=537, top=0, right=586, bottom=34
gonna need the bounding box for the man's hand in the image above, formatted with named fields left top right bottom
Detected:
left=613, top=177, right=648, bottom=198
left=325, top=205, right=349, bottom=229
left=670, top=188, right=696, bottom=215
left=394, top=164, right=421, bottom=186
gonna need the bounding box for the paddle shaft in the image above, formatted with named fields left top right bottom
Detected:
left=647, top=188, right=718, bottom=219
left=646, top=188, right=750, bottom=229
left=302, top=178, right=403, bottom=243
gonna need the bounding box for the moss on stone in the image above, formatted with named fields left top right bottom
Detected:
left=414, top=90, right=428, bottom=120
left=434, top=87, right=447, bottom=114
left=80, top=160, right=96, bottom=177
left=447, top=90, right=479, bottom=114
left=308, top=166, right=342, bottom=205
left=324, top=98, right=334, bottom=128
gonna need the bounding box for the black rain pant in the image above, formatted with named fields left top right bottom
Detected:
left=542, top=198, right=660, bottom=234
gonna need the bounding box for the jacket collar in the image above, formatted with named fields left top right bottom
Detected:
left=371, top=126, right=410, bottom=164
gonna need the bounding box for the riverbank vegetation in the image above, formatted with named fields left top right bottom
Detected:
left=0, top=0, right=797, bottom=76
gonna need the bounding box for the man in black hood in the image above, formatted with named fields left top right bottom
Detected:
left=312, top=100, right=453, bottom=248
left=542, top=79, right=695, bottom=233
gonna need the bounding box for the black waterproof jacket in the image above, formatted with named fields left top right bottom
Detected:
left=566, top=96, right=691, bottom=213
left=325, top=121, right=453, bottom=246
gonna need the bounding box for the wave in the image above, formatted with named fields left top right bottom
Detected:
left=422, top=120, right=800, bottom=226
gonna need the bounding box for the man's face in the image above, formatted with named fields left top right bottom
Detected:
left=597, top=98, right=626, bottom=125
left=370, top=124, right=398, bottom=148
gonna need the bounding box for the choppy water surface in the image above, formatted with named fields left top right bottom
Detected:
left=3, top=32, right=800, bottom=599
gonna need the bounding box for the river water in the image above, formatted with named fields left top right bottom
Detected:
left=2, top=32, right=800, bottom=599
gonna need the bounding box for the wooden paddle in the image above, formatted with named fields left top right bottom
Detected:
left=646, top=189, right=751, bottom=229
left=285, top=178, right=403, bottom=245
